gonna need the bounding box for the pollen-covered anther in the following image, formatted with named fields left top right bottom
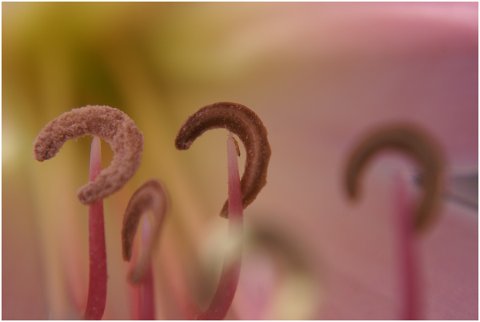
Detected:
left=33, top=105, right=144, bottom=204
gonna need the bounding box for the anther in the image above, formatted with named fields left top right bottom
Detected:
left=33, top=105, right=144, bottom=204
left=175, top=102, right=271, bottom=218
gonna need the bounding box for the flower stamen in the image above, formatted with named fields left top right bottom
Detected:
left=344, top=123, right=445, bottom=319
left=32, top=105, right=144, bottom=319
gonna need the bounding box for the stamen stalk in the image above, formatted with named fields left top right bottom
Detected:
left=84, top=136, right=108, bottom=320
left=139, top=262, right=155, bottom=320
left=195, top=133, right=243, bottom=319
left=138, top=217, right=156, bottom=320
left=394, top=172, right=421, bottom=319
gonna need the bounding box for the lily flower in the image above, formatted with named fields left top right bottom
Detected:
left=3, top=2, right=477, bottom=319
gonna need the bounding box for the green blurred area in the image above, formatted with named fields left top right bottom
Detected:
left=3, top=3, right=258, bottom=319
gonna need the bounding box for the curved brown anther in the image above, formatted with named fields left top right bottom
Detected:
left=122, top=179, right=168, bottom=284
left=344, top=124, right=445, bottom=232
left=33, top=105, right=144, bottom=204
left=175, top=102, right=271, bottom=218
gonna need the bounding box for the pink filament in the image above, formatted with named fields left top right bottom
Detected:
left=128, top=202, right=158, bottom=319
left=139, top=262, right=156, bottom=320
left=153, top=133, right=244, bottom=319
left=128, top=246, right=141, bottom=320
left=394, top=172, right=421, bottom=319
left=194, top=133, right=244, bottom=319
left=138, top=217, right=156, bottom=320
left=84, top=136, right=108, bottom=320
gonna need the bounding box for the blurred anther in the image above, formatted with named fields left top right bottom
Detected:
left=344, top=124, right=445, bottom=232
left=122, top=179, right=169, bottom=284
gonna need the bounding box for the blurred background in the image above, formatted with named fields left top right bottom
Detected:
left=3, top=2, right=477, bottom=319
